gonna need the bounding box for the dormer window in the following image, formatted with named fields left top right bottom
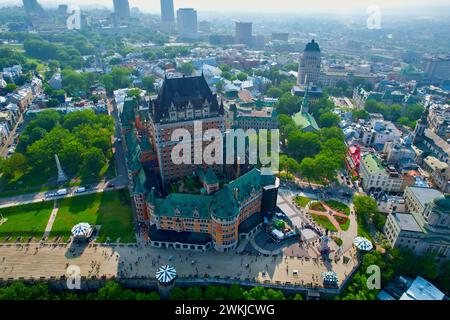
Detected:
left=174, top=208, right=181, bottom=217
left=193, top=208, right=200, bottom=218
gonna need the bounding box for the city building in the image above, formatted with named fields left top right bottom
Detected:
left=359, top=152, right=404, bottom=192
left=271, top=33, right=289, bottom=42
left=160, top=0, right=175, bottom=33
left=22, top=0, right=45, bottom=15
left=113, top=0, right=131, bottom=21
left=148, top=74, right=225, bottom=184
left=422, top=55, right=450, bottom=82
left=383, top=134, right=416, bottom=168
left=229, top=103, right=278, bottom=132
left=297, top=40, right=321, bottom=86
left=148, top=168, right=279, bottom=252
left=384, top=194, right=449, bottom=259
left=361, top=118, right=403, bottom=149
left=177, top=8, right=198, bottom=39
left=235, top=22, right=253, bottom=46
left=427, top=103, right=450, bottom=141
left=378, top=276, right=446, bottom=300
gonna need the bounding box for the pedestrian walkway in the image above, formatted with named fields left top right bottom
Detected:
left=43, top=200, right=59, bottom=238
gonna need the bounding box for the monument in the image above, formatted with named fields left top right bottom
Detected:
left=55, top=154, right=68, bottom=183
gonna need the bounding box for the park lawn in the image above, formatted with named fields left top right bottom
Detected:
left=50, top=190, right=135, bottom=243
left=310, top=213, right=338, bottom=232
left=325, top=200, right=350, bottom=215
left=0, top=201, right=54, bottom=242
left=310, top=202, right=326, bottom=212
left=294, top=196, right=310, bottom=208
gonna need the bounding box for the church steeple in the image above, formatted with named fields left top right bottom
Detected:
left=301, top=77, right=310, bottom=114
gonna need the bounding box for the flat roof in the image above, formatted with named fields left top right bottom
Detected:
left=407, top=187, right=443, bottom=208
left=394, top=213, right=422, bottom=233
left=362, top=153, right=384, bottom=174
left=400, top=276, right=445, bottom=300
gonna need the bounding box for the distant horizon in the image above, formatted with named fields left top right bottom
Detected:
left=2, top=0, right=450, bottom=17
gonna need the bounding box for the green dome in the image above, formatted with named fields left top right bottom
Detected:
left=433, top=195, right=450, bottom=212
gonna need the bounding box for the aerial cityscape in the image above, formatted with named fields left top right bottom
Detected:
left=0, top=0, right=448, bottom=306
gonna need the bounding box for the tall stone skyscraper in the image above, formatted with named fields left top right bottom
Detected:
left=22, top=0, right=45, bottom=15
left=160, top=0, right=175, bottom=33
left=176, top=8, right=198, bottom=39
left=235, top=22, right=253, bottom=46
left=113, top=0, right=130, bottom=21
left=297, top=39, right=321, bottom=86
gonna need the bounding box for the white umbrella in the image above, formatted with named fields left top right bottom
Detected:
left=71, top=223, right=92, bottom=238
left=156, top=265, right=177, bottom=284
left=353, top=237, right=373, bottom=251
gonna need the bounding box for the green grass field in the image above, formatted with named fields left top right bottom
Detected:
left=325, top=200, right=350, bottom=215
left=310, top=213, right=338, bottom=232
left=50, top=190, right=135, bottom=243
left=0, top=201, right=54, bottom=242
left=294, top=195, right=310, bottom=208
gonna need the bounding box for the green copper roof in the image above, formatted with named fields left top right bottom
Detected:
left=156, top=193, right=214, bottom=220
left=199, top=168, right=218, bottom=185
left=292, top=111, right=319, bottom=131
left=362, top=153, right=384, bottom=174
left=433, top=195, right=450, bottom=212
left=152, top=168, right=276, bottom=220
left=132, top=168, right=147, bottom=195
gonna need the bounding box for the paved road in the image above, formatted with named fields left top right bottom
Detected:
left=0, top=115, right=23, bottom=159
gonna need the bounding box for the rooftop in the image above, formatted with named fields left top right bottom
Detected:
left=361, top=153, right=384, bottom=174
left=394, top=213, right=422, bottom=233
left=407, top=186, right=443, bottom=209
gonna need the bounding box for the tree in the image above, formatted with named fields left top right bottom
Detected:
left=352, top=109, right=370, bottom=121
left=236, top=72, right=248, bottom=81
left=47, top=99, right=59, bottom=108
left=276, top=92, right=301, bottom=115
left=319, top=112, right=340, bottom=128
left=141, top=76, right=155, bottom=93
left=96, top=281, right=124, bottom=300
left=266, top=87, right=283, bottom=98
left=4, top=83, right=17, bottom=93
left=179, top=62, right=194, bottom=76
left=0, top=153, right=27, bottom=179
left=226, top=284, right=244, bottom=300
left=81, top=147, right=106, bottom=177
left=287, top=131, right=321, bottom=161
left=299, top=157, right=319, bottom=182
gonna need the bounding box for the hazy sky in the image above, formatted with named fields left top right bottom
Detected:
left=3, top=0, right=450, bottom=15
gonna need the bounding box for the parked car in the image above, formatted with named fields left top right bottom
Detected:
left=75, top=187, right=86, bottom=194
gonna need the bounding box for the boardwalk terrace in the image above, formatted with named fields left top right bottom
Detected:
left=148, top=74, right=225, bottom=184
left=148, top=169, right=279, bottom=252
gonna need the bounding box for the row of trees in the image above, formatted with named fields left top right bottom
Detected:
left=9, top=109, right=114, bottom=180
left=353, top=195, right=386, bottom=238
left=365, top=100, right=424, bottom=128
left=0, top=281, right=304, bottom=301
left=279, top=114, right=346, bottom=184
left=0, top=281, right=159, bottom=300
left=24, top=39, right=85, bottom=69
